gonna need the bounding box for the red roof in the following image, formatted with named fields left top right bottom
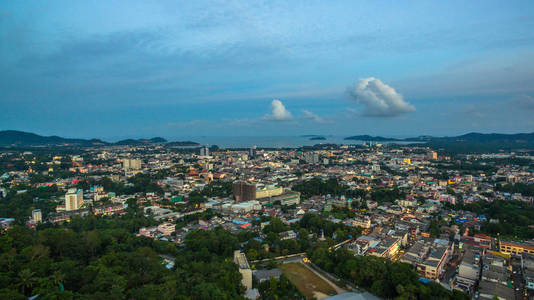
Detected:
left=474, top=233, right=491, bottom=240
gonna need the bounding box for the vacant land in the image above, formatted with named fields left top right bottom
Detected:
left=279, top=262, right=337, bottom=299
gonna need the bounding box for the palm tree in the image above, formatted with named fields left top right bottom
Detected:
left=51, top=270, right=65, bottom=292
left=18, top=269, right=36, bottom=296
left=51, top=270, right=64, bottom=285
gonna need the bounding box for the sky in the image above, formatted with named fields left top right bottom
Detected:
left=2, top=1, right=534, bottom=140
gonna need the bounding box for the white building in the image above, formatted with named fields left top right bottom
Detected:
left=123, top=158, right=142, bottom=171
left=65, top=188, right=83, bottom=211
left=234, top=251, right=252, bottom=291
left=32, top=209, right=42, bottom=223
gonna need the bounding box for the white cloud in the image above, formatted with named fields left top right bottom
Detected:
left=349, top=77, right=415, bottom=117
left=262, top=99, right=293, bottom=121
left=302, top=110, right=330, bottom=123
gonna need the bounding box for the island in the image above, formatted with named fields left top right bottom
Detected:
left=166, top=141, right=200, bottom=146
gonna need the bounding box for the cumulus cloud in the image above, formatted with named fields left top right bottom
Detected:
left=302, top=110, right=330, bottom=123
left=348, top=77, right=415, bottom=117
left=262, top=99, right=293, bottom=121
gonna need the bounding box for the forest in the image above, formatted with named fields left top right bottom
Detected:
left=0, top=216, right=245, bottom=299
left=308, top=246, right=469, bottom=299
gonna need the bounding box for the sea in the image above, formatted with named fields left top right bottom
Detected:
left=167, top=136, right=417, bottom=149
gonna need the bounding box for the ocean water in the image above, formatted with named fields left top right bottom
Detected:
left=168, top=136, right=416, bottom=148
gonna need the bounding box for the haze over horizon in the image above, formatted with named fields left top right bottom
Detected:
left=2, top=1, right=534, bottom=139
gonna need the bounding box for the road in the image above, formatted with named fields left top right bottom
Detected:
left=511, top=257, right=525, bottom=300
left=441, top=247, right=463, bottom=286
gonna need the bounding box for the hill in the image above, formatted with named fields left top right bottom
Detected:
left=0, top=130, right=108, bottom=147
left=344, top=132, right=534, bottom=152
left=344, top=135, right=401, bottom=141
left=0, top=131, right=172, bottom=147
left=114, top=137, right=167, bottom=145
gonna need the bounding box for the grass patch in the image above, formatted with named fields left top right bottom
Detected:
left=279, top=262, right=337, bottom=299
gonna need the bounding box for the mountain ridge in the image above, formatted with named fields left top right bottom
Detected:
left=0, top=130, right=173, bottom=147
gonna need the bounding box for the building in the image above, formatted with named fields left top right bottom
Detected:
left=32, top=209, right=42, bottom=223
left=234, top=250, right=252, bottom=291
left=256, top=185, right=284, bottom=199
left=231, top=200, right=262, bottom=213
left=48, top=209, right=90, bottom=223
left=268, top=191, right=301, bottom=206
left=304, top=152, right=320, bottom=164
left=350, top=216, right=371, bottom=229
left=65, top=188, right=83, bottom=211
left=253, top=269, right=282, bottom=283
left=499, top=240, right=534, bottom=255
left=93, top=203, right=125, bottom=215
left=123, top=158, right=142, bottom=171
left=347, top=235, right=377, bottom=256
left=199, top=146, right=210, bottom=157
left=249, top=146, right=257, bottom=158
left=461, top=233, right=491, bottom=249
left=521, top=253, right=534, bottom=291
left=457, top=247, right=481, bottom=281
left=279, top=230, right=297, bottom=240
left=157, top=223, right=176, bottom=236
left=480, top=253, right=509, bottom=286
left=233, top=181, right=256, bottom=202
left=368, top=237, right=401, bottom=259
left=401, top=239, right=452, bottom=280
left=454, top=246, right=481, bottom=293
left=478, top=280, right=514, bottom=300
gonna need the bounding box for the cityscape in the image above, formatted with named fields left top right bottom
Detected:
left=1, top=136, right=534, bottom=299
left=2, top=1, right=534, bottom=300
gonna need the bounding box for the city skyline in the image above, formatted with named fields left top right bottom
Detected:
left=2, top=1, right=534, bottom=138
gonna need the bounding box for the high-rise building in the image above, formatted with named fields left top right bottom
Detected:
left=428, top=151, right=438, bottom=160
left=65, top=188, right=83, bottom=211
left=123, top=158, right=142, bottom=171
left=233, top=181, right=256, bottom=202
left=304, top=152, right=320, bottom=164
left=32, top=209, right=42, bottom=223
left=249, top=146, right=257, bottom=159
left=199, top=146, right=209, bottom=157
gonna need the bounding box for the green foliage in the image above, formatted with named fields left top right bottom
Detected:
left=370, top=187, right=406, bottom=204
left=292, top=178, right=365, bottom=199
left=257, top=274, right=302, bottom=299
left=97, top=174, right=164, bottom=196
left=454, top=200, right=534, bottom=239
left=0, top=219, right=246, bottom=299
left=196, top=181, right=233, bottom=198
left=299, top=213, right=361, bottom=242
left=0, top=185, right=62, bottom=223
left=496, top=182, right=534, bottom=197
left=308, top=247, right=469, bottom=300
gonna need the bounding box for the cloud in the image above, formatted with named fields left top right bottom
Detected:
left=302, top=110, right=330, bottom=123
left=348, top=77, right=415, bottom=117
left=262, top=99, right=293, bottom=121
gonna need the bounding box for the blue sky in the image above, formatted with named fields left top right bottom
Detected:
left=2, top=1, right=534, bottom=140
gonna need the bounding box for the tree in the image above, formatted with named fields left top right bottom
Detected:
left=18, top=269, right=36, bottom=296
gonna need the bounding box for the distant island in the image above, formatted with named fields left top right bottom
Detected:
left=344, top=135, right=401, bottom=141
left=166, top=141, right=200, bottom=147
left=0, top=130, right=199, bottom=147
left=344, top=132, right=534, bottom=152
left=115, top=137, right=168, bottom=145
left=3, top=130, right=534, bottom=152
